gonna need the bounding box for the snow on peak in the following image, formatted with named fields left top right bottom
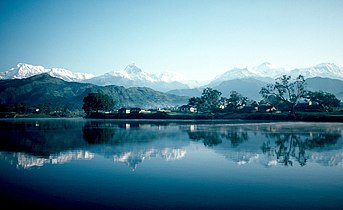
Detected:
left=217, top=67, right=258, bottom=80
left=251, top=62, right=285, bottom=78
left=315, top=62, right=338, bottom=69
left=124, top=63, right=143, bottom=74
left=159, top=71, right=185, bottom=82
left=0, top=63, right=95, bottom=81
left=255, top=62, right=277, bottom=71
left=2, top=62, right=343, bottom=87
left=109, top=64, right=186, bottom=83
left=207, top=67, right=258, bottom=86
left=110, top=64, right=156, bottom=82
left=0, top=63, right=47, bottom=79
left=288, top=63, right=343, bottom=80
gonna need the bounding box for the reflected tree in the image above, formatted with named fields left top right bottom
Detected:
left=83, top=122, right=115, bottom=144
left=261, top=131, right=341, bottom=166
left=222, top=130, right=248, bottom=147
left=188, top=130, right=222, bottom=147
left=187, top=127, right=249, bottom=147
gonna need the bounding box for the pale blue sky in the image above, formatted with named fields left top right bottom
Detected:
left=0, top=0, right=342, bottom=81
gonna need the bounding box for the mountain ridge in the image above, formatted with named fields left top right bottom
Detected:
left=0, top=63, right=95, bottom=82
left=0, top=73, right=188, bottom=109
left=1, top=62, right=342, bottom=88
left=1, top=62, right=343, bottom=99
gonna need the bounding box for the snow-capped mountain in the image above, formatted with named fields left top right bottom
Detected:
left=1, top=62, right=343, bottom=93
left=83, top=63, right=190, bottom=92
left=0, top=63, right=95, bottom=82
left=207, top=67, right=271, bottom=87
left=207, top=68, right=257, bottom=87
left=288, top=63, right=343, bottom=80
left=251, top=62, right=285, bottom=78
left=205, top=62, right=343, bottom=88
left=109, top=63, right=157, bottom=82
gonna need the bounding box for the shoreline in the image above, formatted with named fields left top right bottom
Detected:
left=83, top=112, right=343, bottom=123
left=1, top=111, right=343, bottom=123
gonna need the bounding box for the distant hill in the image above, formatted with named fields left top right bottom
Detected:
left=167, top=88, right=203, bottom=97
left=167, top=77, right=343, bottom=101
left=168, top=78, right=267, bottom=100
left=0, top=74, right=188, bottom=110
left=306, top=77, right=343, bottom=98
left=211, top=78, right=267, bottom=100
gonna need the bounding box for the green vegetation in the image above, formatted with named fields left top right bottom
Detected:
left=199, top=88, right=222, bottom=111
left=82, top=92, right=114, bottom=114
left=226, top=91, right=254, bottom=110
left=305, top=91, right=340, bottom=112
left=0, top=73, right=342, bottom=122
left=0, top=73, right=187, bottom=116
left=85, top=110, right=343, bottom=122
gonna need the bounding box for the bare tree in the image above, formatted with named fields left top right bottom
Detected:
left=259, top=75, right=306, bottom=115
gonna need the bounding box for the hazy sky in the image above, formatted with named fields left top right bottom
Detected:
left=0, top=0, right=342, bottom=81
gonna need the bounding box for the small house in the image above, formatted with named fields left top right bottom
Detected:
left=118, top=108, right=130, bottom=114
left=179, top=105, right=197, bottom=113
left=258, top=104, right=277, bottom=113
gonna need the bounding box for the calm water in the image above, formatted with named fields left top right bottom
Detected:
left=0, top=118, right=342, bottom=210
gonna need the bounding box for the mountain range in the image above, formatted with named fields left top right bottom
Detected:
left=2, top=62, right=343, bottom=90
left=0, top=62, right=343, bottom=106
left=83, top=63, right=191, bottom=92
left=0, top=63, right=95, bottom=82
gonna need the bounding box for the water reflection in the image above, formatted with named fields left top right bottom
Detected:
left=187, top=126, right=248, bottom=147
left=0, top=120, right=342, bottom=169
left=261, top=129, right=341, bottom=166
left=83, top=121, right=116, bottom=144
left=185, top=122, right=343, bottom=167
left=0, top=120, right=189, bottom=170
left=0, top=119, right=87, bottom=156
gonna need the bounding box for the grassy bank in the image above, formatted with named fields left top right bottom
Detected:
left=84, top=111, right=343, bottom=122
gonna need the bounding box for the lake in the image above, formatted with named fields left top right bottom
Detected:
left=0, top=118, right=342, bottom=210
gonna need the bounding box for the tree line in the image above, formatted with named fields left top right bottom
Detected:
left=187, top=75, right=341, bottom=114
left=80, top=74, right=340, bottom=115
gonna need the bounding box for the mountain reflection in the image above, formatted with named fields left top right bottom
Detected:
left=0, top=120, right=342, bottom=169
left=82, top=121, right=188, bottom=170
left=0, top=120, right=189, bottom=169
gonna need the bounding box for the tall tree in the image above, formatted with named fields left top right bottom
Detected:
left=200, top=87, right=222, bottom=111
left=82, top=92, right=114, bottom=114
left=259, top=75, right=306, bottom=115
left=226, top=91, right=248, bottom=110
left=188, top=96, right=203, bottom=108
left=305, top=91, right=340, bottom=112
